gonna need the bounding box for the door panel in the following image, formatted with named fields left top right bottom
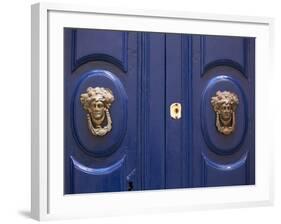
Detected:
left=72, top=70, right=128, bottom=157
left=165, top=34, right=191, bottom=188
left=140, top=33, right=166, bottom=190
left=71, top=29, right=128, bottom=72
left=69, top=155, right=126, bottom=193
left=64, top=28, right=139, bottom=194
left=190, top=35, right=255, bottom=187
left=201, top=35, right=248, bottom=75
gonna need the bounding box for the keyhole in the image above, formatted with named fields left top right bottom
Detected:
left=170, top=102, right=181, bottom=119
left=128, top=181, right=134, bottom=191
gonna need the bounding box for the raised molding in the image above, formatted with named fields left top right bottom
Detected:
left=138, top=32, right=151, bottom=189
left=200, top=35, right=249, bottom=77
left=201, top=152, right=248, bottom=187
left=71, top=30, right=128, bottom=72
left=70, top=155, right=126, bottom=175
left=181, top=35, right=193, bottom=187
left=70, top=155, right=126, bottom=193
left=71, top=69, right=128, bottom=157
left=201, top=75, right=248, bottom=155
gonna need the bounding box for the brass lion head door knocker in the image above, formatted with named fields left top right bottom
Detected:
left=80, top=87, right=114, bottom=136
left=211, top=91, right=239, bottom=135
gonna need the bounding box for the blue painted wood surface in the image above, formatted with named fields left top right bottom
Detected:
left=64, top=28, right=255, bottom=194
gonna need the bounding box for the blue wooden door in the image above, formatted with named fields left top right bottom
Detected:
left=165, top=34, right=255, bottom=188
left=64, top=29, right=143, bottom=193
left=64, top=28, right=255, bottom=194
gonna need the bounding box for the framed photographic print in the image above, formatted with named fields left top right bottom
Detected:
left=31, top=2, right=274, bottom=221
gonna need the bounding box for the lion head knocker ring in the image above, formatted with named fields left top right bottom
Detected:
left=211, top=91, right=239, bottom=135
left=80, top=87, right=114, bottom=136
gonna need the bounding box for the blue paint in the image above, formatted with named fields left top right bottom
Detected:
left=71, top=70, right=128, bottom=157
left=71, top=30, right=128, bottom=72
left=70, top=156, right=126, bottom=193
left=201, top=152, right=249, bottom=187
left=64, top=28, right=255, bottom=194
left=71, top=155, right=126, bottom=175
left=200, top=35, right=248, bottom=76
left=202, top=152, right=248, bottom=171
left=201, top=75, right=248, bottom=155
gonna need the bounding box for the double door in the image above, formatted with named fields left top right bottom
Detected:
left=64, top=28, right=255, bottom=194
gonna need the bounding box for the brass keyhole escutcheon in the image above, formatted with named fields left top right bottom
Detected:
left=170, top=103, right=182, bottom=119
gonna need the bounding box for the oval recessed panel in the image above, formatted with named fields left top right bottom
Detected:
left=201, top=75, right=247, bottom=155
left=72, top=70, right=128, bottom=157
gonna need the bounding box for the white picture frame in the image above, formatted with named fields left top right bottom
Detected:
left=31, top=2, right=274, bottom=221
